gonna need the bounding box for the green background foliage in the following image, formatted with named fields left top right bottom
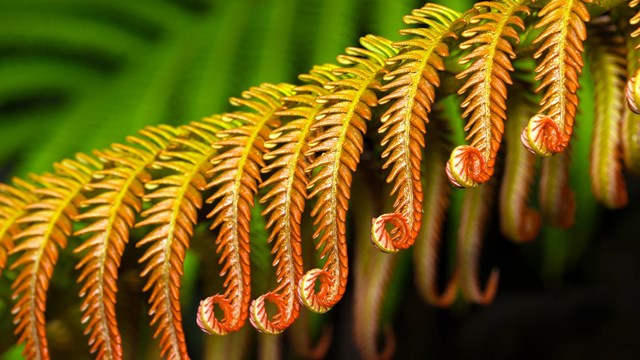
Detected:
left=1, top=0, right=639, bottom=358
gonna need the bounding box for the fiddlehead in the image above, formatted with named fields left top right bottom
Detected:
left=249, top=65, right=339, bottom=334
left=521, top=0, right=592, bottom=156
left=198, top=83, right=294, bottom=335
left=11, top=153, right=101, bottom=360
left=446, top=0, right=530, bottom=188
left=374, top=4, right=461, bottom=253
left=300, top=35, right=396, bottom=313
left=75, top=125, right=178, bottom=360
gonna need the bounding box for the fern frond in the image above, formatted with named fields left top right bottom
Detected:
left=135, top=119, right=227, bottom=358
left=588, top=19, right=628, bottom=209
left=499, top=91, right=541, bottom=242
left=521, top=0, right=591, bottom=156
left=373, top=4, right=461, bottom=253
left=249, top=65, right=339, bottom=335
left=10, top=153, right=101, bottom=360
left=299, top=35, right=396, bottom=313
left=458, top=182, right=499, bottom=305
left=540, top=152, right=576, bottom=227
left=73, top=125, right=178, bottom=360
left=626, top=0, right=640, bottom=112
left=413, top=121, right=458, bottom=307
left=0, top=179, right=38, bottom=276
left=446, top=0, right=530, bottom=188
left=198, top=83, right=294, bottom=335
left=623, top=17, right=640, bottom=173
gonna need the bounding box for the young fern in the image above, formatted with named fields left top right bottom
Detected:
left=135, top=120, right=230, bottom=359
left=0, top=179, right=37, bottom=276
left=198, top=83, right=294, bottom=335
left=74, top=125, right=179, bottom=360
left=249, top=65, right=340, bottom=335
left=299, top=35, right=396, bottom=313
left=446, top=0, right=530, bottom=188
left=373, top=4, right=461, bottom=254
left=3, top=1, right=640, bottom=359
left=413, top=119, right=458, bottom=307
left=521, top=0, right=591, bottom=156
left=457, top=181, right=499, bottom=305
left=623, top=21, right=640, bottom=173
left=588, top=18, right=628, bottom=209
left=11, top=153, right=101, bottom=360
left=499, top=90, right=541, bottom=242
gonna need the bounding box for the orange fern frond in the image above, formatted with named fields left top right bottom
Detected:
left=540, top=151, right=576, bottom=227
left=135, top=119, right=227, bottom=358
left=74, top=125, right=179, bottom=360
left=299, top=35, right=396, bottom=313
left=198, top=83, right=294, bottom=335
left=10, top=153, right=101, bottom=360
left=521, top=0, right=591, bottom=156
left=374, top=4, right=461, bottom=254
left=0, top=179, right=37, bottom=276
left=499, top=91, right=541, bottom=242
left=413, top=122, right=458, bottom=307
left=588, top=19, right=628, bottom=209
left=623, top=26, right=640, bottom=173
left=458, top=182, right=499, bottom=305
left=446, top=0, right=530, bottom=188
left=250, top=65, right=339, bottom=334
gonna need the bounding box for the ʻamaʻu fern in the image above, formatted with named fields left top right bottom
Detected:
left=249, top=64, right=340, bottom=335
left=11, top=154, right=101, bottom=360
left=588, top=17, right=628, bottom=209
left=198, top=83, right=294, bottom=336
left=521, top=0, right=591, bottom=156
left=3, top=1, right=640, bottom=359
left=373, top=4, right=461, bottom=254
left=136, top=120, right=228, bottom=359
left=446, top=0, right=530, bottom=188
left=300, top=35, right=396, bottom=313
left=75, top=125, right=179, bottom=359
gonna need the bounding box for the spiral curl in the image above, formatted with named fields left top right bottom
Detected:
left=370, top=213, right=411, bottom=253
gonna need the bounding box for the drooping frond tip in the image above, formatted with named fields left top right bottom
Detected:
left=372, top=4, right=461, bottom=254
left=197, top=83, right=294, bottom=336
left=74, top=125, right=178, bottom=360
left=499, top=91, right=541, bottom=243
left=521, top=0, right=591, bottom=156
left=135, top=121, right=228, bottom=359
left=588, top=18, right=628, bottom=209
left=249, top=64, right=340, bottom=335
left=298, top=35, right=396, bottom=314
left=11, top=153, right=101, bottom=360
left=446, top=0, right=530, bottom=188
